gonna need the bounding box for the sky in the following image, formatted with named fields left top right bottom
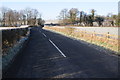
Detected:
left=0, top=0, right=119, bottom=2
left=0, top=1, right=119, bottom=20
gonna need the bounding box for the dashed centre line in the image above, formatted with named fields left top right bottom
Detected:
left=40, top=30, right=66, bottom=57
left=42, top=33, right=47, bottom=37
left=49, top=39, right=66, bottom=57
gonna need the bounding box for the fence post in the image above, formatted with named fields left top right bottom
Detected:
left=107, top=32, right=110, bottom=41
left=92, top=31, right=95, bottom=43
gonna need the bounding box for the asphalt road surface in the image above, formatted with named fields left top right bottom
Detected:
left=3, top=27, right=119, bottom=78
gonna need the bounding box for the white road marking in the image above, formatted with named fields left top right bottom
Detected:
left=49, top=39, right=66, bottom=57
left=42, top=33, right=47, bottom=37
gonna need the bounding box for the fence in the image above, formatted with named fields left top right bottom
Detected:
left=44, top=26, right=119, bottom=52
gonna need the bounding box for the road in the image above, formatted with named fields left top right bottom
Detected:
left=3, top=27, right=119, bottom=78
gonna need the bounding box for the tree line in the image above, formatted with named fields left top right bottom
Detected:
left=0, top=7, right=45, bottom=27
left=58, top=8, right=120, bottom=27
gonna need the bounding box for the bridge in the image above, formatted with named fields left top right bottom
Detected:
left=44, top=20, right=60, bottom=26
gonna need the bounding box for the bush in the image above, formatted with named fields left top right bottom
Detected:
left=2, top=28, right=29, bottom=55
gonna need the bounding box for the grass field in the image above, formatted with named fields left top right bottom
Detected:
left=43, top=26, right=119, bottom=54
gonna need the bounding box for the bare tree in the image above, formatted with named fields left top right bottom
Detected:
left=19, top=10, right=25, bottom=25
left=24, top=7, right=32, bottom=25
left=0, top=7, right=9, bottom=26
left=13, top=10, right=20, bottom=26
left=0, top=7, right=43, bottom=27
left=59, top=9, right=68, bottom=20
left=69, top=8, right=79, bottom=24
left=31, top=9, right=39, bottom=25
left=5, top=9, right=13, bottom=26
left=58, top=8, right=68, bottom=25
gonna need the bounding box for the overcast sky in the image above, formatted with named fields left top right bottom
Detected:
left=0, top=0, right=119, bottom=20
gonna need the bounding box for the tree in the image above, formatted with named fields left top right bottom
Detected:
left=110, top=15, right=117, bottom=26
left=5, top=9, right=13, bottom=26
left=90, top=9, right=96, bottom=26
left=79, top=11, right=84, bottom=24
left=0, top=7, right=44, bottom=27
left=95, top=16, right=104, bottom=26
left=69, top=8, right=79, bottom=24
left=59, top=9, right=68, bottom=20
left=0, top=7, right=9, bottom=26
left=24, top=8, right=40, bottom=26
left=19, top=10, right=26, bottom=25
left=91, top=9, right=96, bottom=21
left=57, top=8, right=120, bottom=27
left=116, top=13, right=120, bottom=26
left=24, top=7, right=32, bottom=25
left=31, top=9, right=39, bottom=25
left=13, top=10, right=20, bottom=26
left=87, top=15, right=93, bottom=26
left=58, top=8, right=68, bottom=25
left=36, top=13, right=45, bottom=26
left=106, top=13, right=119, bottom=27
left=37, top=18, right=45, bottom=26
left=82, top=13, right=87, bottom=26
